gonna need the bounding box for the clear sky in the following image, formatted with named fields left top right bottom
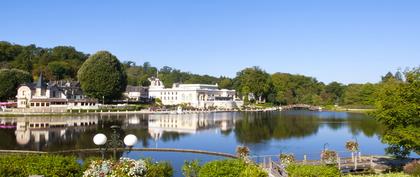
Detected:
left=1, top=0, right=419, bottom=84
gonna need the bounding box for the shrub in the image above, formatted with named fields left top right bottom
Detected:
left=403, top=160, right=420, bottom=176
left=199, top=159, right=245, bottom=177
left=198, top=159, right=267, bottom=177
left=241, top=164, right=268, bottom=177
left=286, top=164, right=340, bottom=177
left=182, top=160, right=201, bottom=177
left=345, top=172, right=410, bottom=177
left=144, top=159, right=173, bottom=177
left=0, top=154, right=81, bottom=177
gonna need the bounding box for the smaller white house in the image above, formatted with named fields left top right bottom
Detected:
left=124, top=86, right=149, bottom=101
left=148, top=77, right=243, bottom=109
left=16, top=73, right=98, bottom=110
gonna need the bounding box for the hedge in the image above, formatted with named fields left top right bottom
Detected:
left=0, top=154, right=81, bottom=177
left=286, top=164, right=340, bottom=177
left=198, top=159, right=267, bottom=177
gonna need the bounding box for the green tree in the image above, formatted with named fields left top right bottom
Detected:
left=218, top=77, right=233, bottom=89
left=235, top=66, right=271, bottom=101
left=371, top=67, right=420, bottom=156
left=342, top=83, right=377, bottom=106
left=0, top=69, right=32, bottom=101
left=77, top=51, right=127, bottom=101
left=47, top=61, right=72, bottom=80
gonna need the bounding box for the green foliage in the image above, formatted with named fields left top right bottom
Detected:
left=342, top=83, right=377, bottom=106
left=271, top=72, right=324, bottom=105
left=235, top=66, right=271, bottom=101
left=144, top=159, right=173, bottom=177
left=241, top=164, right=268, bottom=177
left=182, top=160, right=201, bottom=177
left=198, top=159, right=267, bottom=177
left=345, top=172, right=410, bottom=177
left=371, top=67, right=420, bottom=156
left=77, top=51, right=127, bottom=101
left=0, top=41, right=88, bottom=80
left=0, top=154, right=81, bottom=177
left=286, top=164, right=340, bottom=177
left=0, top=68, right=32, bottom=101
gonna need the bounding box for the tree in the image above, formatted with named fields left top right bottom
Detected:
left=324, top=81, right=345, bottom=104
left=235, top=66, right=271, bottom=102
left=0, top=69, right=32, bottom=101
left=381, top=71, right=396, bottom=82
left=371, top=67, right=420, bottom=157
left=47, top=61, right=72, bottom=80
left=77, top=51, right=127, bottom=101
left=218, top=77, right=233, bottom=89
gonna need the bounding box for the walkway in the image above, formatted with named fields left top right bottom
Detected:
left=0, top=148, right=237, bottom=158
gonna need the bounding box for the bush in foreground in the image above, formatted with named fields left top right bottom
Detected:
left=286, top=164, right=340, bottom=177
left=345, top=172, right=410, bottom=177
left=0, top=154, right=81, bottom=177
left=403, top=160, right=420, bottom=176
left=198, top=159, right=267, bottom=177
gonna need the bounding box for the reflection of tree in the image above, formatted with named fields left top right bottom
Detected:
left=0, top=129, right=18, bottom=149
left=347, top=117, right=384, bottom=137
left=234, top=112, right=384, bottom=144
left=160, top=132, right=189, bottom=142
left=234, top=113, right=320, bottom=144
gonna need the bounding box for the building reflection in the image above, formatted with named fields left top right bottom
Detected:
left=148, top=113, right=237, bottom=143
left=0, top=116, right=98, bottom=151
left=0, top=113, right=238, bottom=151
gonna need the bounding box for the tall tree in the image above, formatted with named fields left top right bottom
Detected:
left=235, top=66, right=271, bottom=102
left=77, top=51, right=127, bottom=101
left=371, top=67, right=420, bottom=157
left=0, top=69, right=32, bottom=101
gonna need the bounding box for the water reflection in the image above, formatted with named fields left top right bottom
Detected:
left=234, top=111, right=384, bottom=144
left=0, top=111, right=384, bottom=154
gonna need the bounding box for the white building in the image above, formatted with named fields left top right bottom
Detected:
left=16, top=73, right=98, bottom=110
left=124, top=86, right=149, bottom=101
left=148, top=77, right=243, bottom=109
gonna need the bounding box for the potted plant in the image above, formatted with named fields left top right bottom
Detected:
left=279, top=153, right=295, bottom=165
left=345, top=140, right=359, bottom=162
left=321, top=150, right=337, bottom=164
left=236, top=146, right=250, bottom=159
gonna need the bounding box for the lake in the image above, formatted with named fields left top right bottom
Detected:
left=0, top=111, right=400, bottom=176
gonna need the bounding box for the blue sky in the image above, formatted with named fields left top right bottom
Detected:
left=1, top=0, right=419, bottom=84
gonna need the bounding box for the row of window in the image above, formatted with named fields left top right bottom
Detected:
left=161, top=92, right=178, bottom=95
left=29, top=102, right=96, bottom=107
left=161, top=96, right=177, bottom=100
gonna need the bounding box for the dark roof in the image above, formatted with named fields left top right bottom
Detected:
left=126, top=85, right=148, bottom=92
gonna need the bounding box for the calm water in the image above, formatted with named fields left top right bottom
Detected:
left=0, top=111, right=397, bottom=176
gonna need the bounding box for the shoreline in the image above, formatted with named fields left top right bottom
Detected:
left=0, top=107, right=375, bottom=117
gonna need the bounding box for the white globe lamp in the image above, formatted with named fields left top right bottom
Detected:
left=93, top=133, right=107, bottom=146
left=123, top=134, right=138, bottom=147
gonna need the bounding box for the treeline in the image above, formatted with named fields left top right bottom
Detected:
left=0, top=41, right=402, bottom=107
left=0, top=41, right=88, bottom=80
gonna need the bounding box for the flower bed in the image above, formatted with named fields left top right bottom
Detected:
left=83, top=157, right=147, bottom=177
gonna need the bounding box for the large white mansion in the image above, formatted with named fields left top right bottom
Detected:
left=148, top=77, right=243, bottom=109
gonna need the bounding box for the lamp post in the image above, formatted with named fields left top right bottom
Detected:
left=93, top=125, right=138, bottom=160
